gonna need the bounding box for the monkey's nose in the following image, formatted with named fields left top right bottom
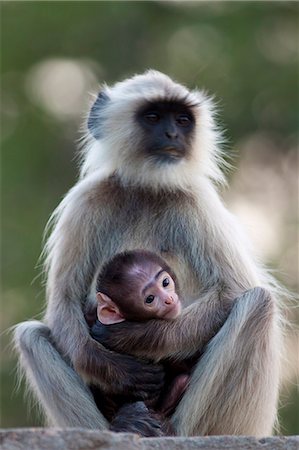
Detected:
left=165, top=296, right=174, bottom=305
left=165, top=130, right=178, bottom=140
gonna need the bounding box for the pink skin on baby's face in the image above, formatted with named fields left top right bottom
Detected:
left=96, top=265, right=181, bottom=325
left=139, top=266, right=181, bottom=320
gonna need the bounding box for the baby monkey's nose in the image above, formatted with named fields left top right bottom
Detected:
left=165, top=296, right=174, bottom=305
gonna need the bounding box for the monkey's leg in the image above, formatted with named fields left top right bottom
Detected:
left=171, top=287, right=280, bottom=436
left=14, top=320, right=108, bottom=428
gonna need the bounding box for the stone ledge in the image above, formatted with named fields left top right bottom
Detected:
left=0, top=429, right=298, bottom=450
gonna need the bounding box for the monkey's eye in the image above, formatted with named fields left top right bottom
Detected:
left=145, top=295, right=155, bottom=304
left=176, top=114, right=192, bottom=127
left=144, top=112, right=160, bottom=123
left=162, top=277, right=170, bottom=287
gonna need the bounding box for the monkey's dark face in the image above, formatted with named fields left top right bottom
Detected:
left=136, top=101, right=195, bottom=164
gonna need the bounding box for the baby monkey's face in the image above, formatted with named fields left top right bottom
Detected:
left=136, top=265, right=181, bottom=320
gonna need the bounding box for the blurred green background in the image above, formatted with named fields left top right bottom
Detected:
left=1, top=1, right=298, bottom=433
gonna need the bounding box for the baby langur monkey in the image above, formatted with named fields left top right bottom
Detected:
left=95, top=250, right=181, bottom=323
left=90, top=250, right=192, bottom=436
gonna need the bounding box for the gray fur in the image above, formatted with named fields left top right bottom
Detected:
left=14, top=321, right=107, bottom=428
left=14, top=71, right=284, bottom=435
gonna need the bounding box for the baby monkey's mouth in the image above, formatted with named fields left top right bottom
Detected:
left=164, top=301, right=182, bottom=320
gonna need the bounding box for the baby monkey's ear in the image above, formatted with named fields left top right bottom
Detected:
left=96, top=292, right=125, bottom=325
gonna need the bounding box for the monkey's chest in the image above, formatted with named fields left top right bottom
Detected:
left=107, top=196, right=191, bottom=251
left=98, top=189, right=202, bottom=304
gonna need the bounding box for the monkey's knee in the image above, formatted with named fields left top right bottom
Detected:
left=247, top=286, right=271, bottom=301
left=234, top=286, right=276, bottom=338
left=239, top=286, right=274, bottom=315
left=14, top=320, right=51, bottom=354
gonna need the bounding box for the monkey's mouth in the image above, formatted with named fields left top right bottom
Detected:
left=164, top=301, right=182, bottom=319
left=154, top=146, right=186, bottom=163
left=164, top=147, right=184, bottom=157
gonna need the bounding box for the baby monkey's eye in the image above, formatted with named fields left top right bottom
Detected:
left=162, top=277, right=170, bottom=287
left=145, top=295, right=155, bottom=304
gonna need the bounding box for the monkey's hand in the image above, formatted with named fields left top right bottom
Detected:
left=110, top=401, right=166, bottom=437
left=74, top=338, right=165, bottom=401
left=90, top=320, right=121, bottom=349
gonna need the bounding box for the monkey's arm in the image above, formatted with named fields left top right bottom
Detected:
left=91, top=288, right=234, bottom=361
left=43, top=177, right=164, bottom=397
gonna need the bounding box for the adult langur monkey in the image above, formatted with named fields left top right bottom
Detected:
left=14, top=70, right=283, bottom=436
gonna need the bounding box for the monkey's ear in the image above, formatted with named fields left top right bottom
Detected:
left=87, top=90, right=110, bottom=139
left=96, top=292, right=125, bottom=325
